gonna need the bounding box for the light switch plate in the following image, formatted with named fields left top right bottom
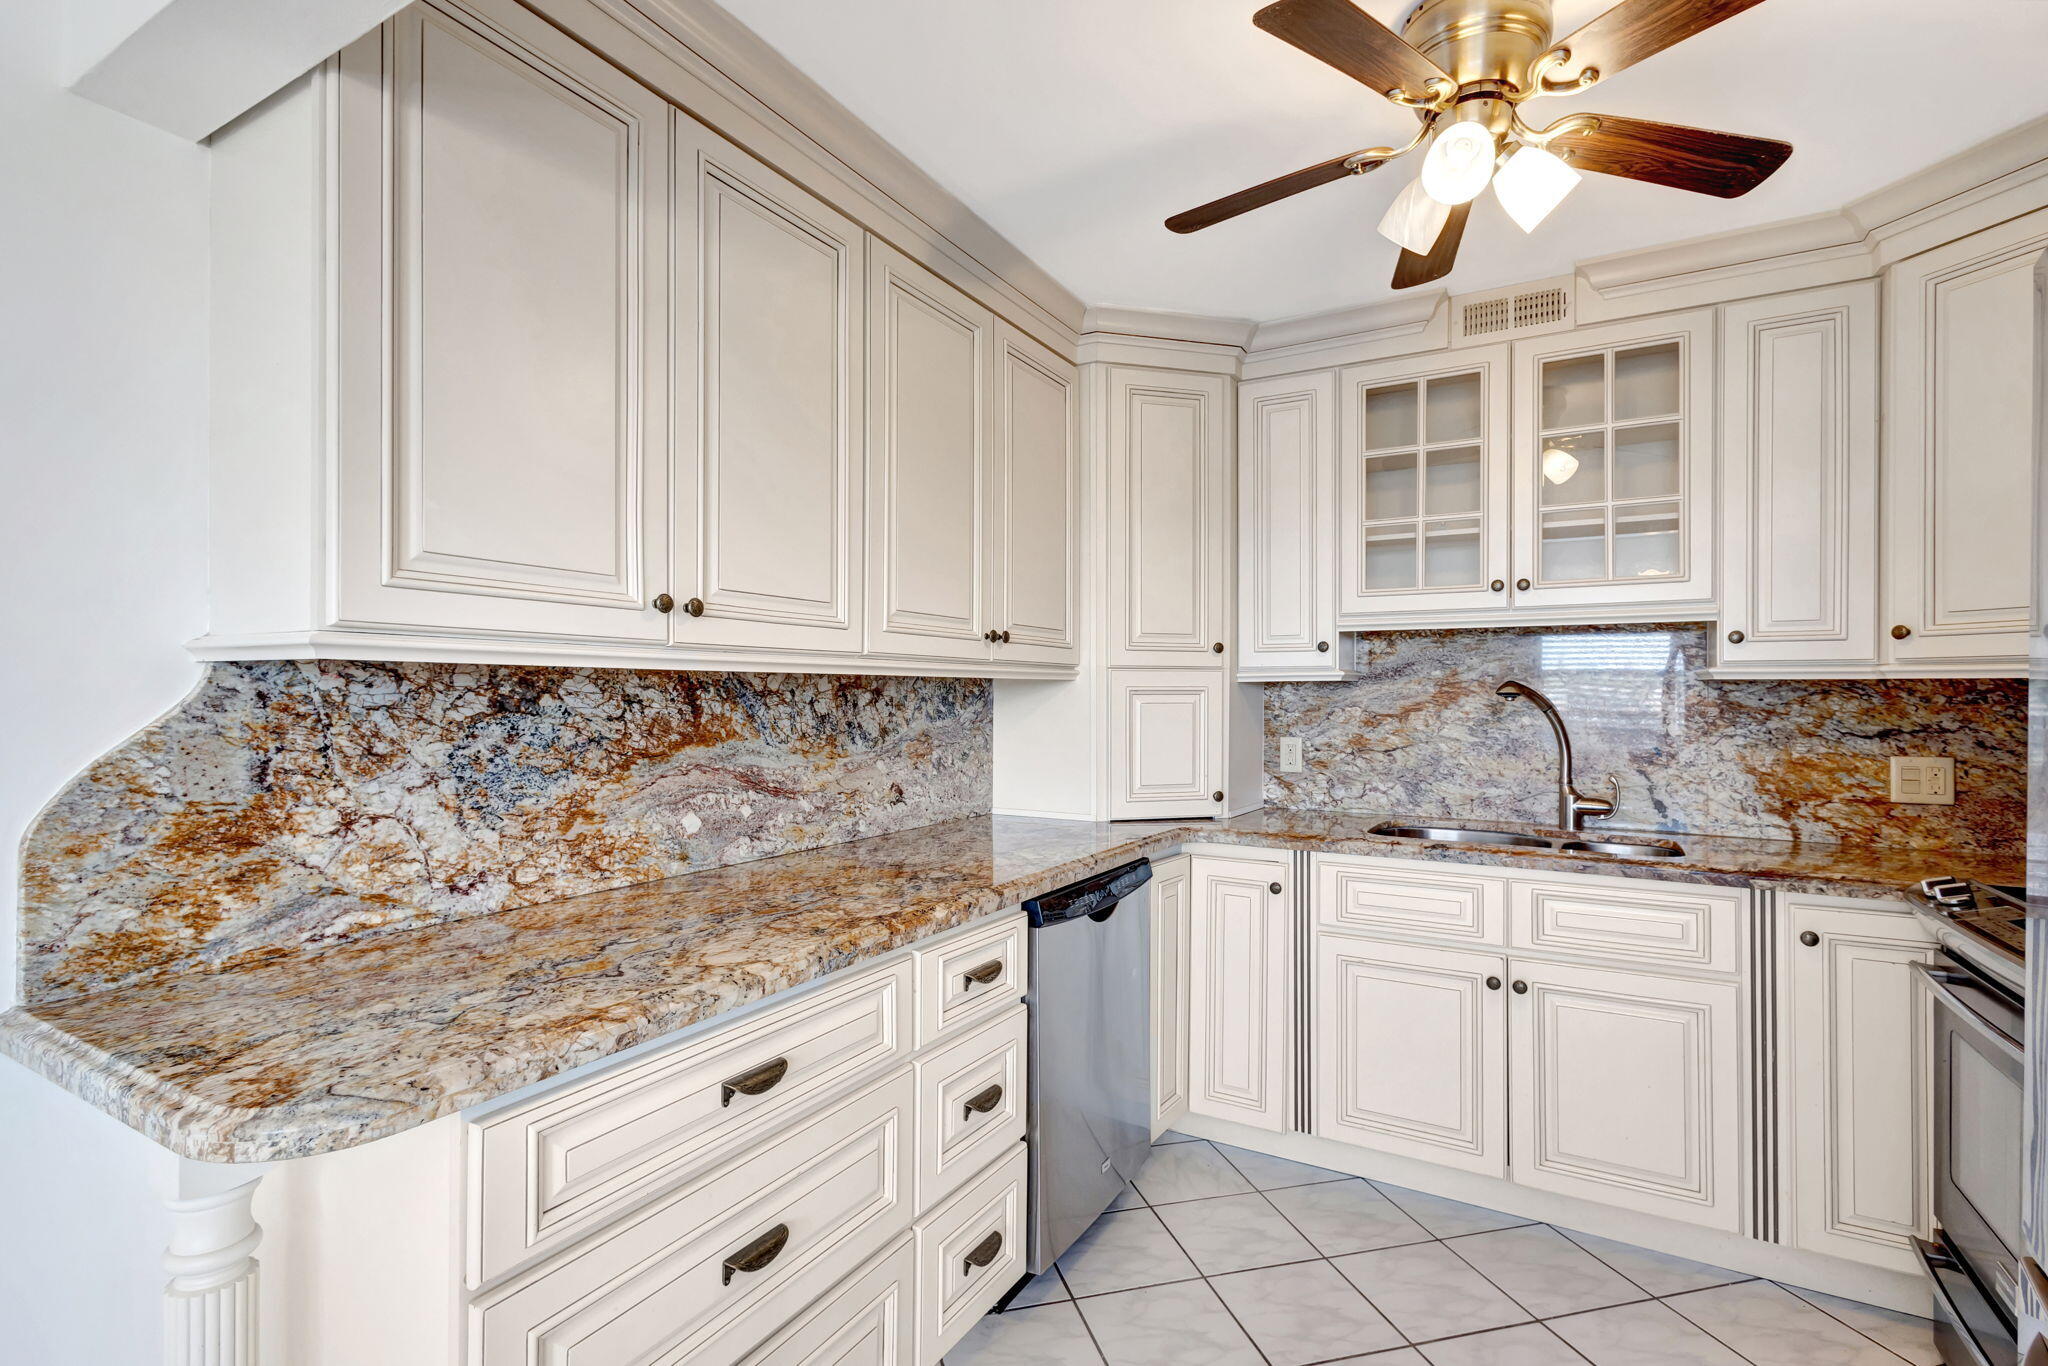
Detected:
left=1890, top=756, right=1956, bottom=805
left=1278, top=737, right=1304, bottom=773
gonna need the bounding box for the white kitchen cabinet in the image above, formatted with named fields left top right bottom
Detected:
left=989, top=323, right=1081, bottom=666
left=1509, top=311, right=1716, bottom=614
left=670, top=117, right=866, bottom=654
left=1336, top=345, right=1513, bottom=622
left=864, top=239, right=997, bottom=664
left=1715, top=283, right=1881, bottom=674
left=328, top=2, right=676, bottom=644
left=1239, top=371, right=1348, bottom=679
left=1188, top=855, right=1293, bottom=1132
left=1106, top=366, right=1232, bottom=665
left=1507, top=957, right=1744, bottom=1232
left=1780, top=897, right=1937, bottom=1273
left=1882, top=213, right=2045, bottom=672
left=1149, top=856, right=1193, bottom=1137
left=1313, top=934, right=1506, bottom=1177
left=1106, top=670, right=1226, bottom=819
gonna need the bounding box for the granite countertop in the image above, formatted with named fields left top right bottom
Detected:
left=0, top=810, right=2017, bottom=1164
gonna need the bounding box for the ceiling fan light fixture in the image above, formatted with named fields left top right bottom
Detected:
left=1377, top=176, right=1453, bottom=256
left=1493, top=144, right=1582, bottom=232
left=1541, top=444, right=1581, bottom=486
left=1419, top=118, right=1496, bottom=206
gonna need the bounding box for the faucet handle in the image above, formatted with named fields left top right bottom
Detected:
left=1580, top=776, right=1619, bottom=822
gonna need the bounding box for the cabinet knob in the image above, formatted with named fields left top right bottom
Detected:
left=1000, top=629, right=1012, bottom=644
left=1516, top=578, right=1531, bottom=591
left=1511, top=980, right=1529, bottom=995
left=1726, top=630, right=1745, bottom=644
left=1212, top=791, right=1225, bottom=803
left=1891, top=624, right=1912, bottom=640
left=984, top=629, right=1002, bottom=643
left=1486, top=975, right=1502, bottom=991
left=1799, top=930, right=1821, bottom=948
left=1491, top=579, right=1505, bottom=593
left=1212, top=642, right=1225, bottom=654
left=1268, top=882, right=1283, bottom=895
left=684, top=597, right=706, bottom=618
left=1317, top=641, right=1330, bottom=653
left=652, top=593, right=674, bottom=614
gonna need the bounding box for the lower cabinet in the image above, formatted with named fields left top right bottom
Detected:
left=1779, top=896, right=1938, bottom=1272
left=1187, top=852, right=1294, bottom=1132
left=743, top=1234, right=917, bottom=1366
left=1149, top=855, right=1192, bottom=1136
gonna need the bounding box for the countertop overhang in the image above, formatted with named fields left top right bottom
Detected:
left=0, top=810, right=2014, bottom=1164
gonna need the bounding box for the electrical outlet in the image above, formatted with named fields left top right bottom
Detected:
left=1890, top=756, right=1956, bottom=805
left=1278, top=736, right=1305, bottom=773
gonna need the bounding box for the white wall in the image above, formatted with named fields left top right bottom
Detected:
left=0, top=4, right=212, bottom=1361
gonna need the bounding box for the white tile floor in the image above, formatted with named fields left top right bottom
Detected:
left=946, top=1131, right=1941, bottom=1366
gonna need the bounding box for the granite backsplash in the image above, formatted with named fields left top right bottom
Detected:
left=20, top=661, right=991, bottom=1004
left=1265, top=623, right=2026, bottom=855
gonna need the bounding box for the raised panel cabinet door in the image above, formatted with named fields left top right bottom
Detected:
left=1509, top=310, right=1717, bottom=615
left=1149, top=856, right=1192, bottom=1136
left=1313, top=935, right=1507, bottom=1176
left=865, top=240, right=996, bottom=662
left=1239, top=372, right=1342, bottom=679
left=1105, top=670, right=1225, bottom=820
left=1883, top=213, right=2046, bottom=670
left=337, top=2, right=671, bottom=641
left=1107, top=367, right=1230, bottom=665
left=1507, top=958, right=1744, bottom=1232
left=1336, top=345, right=1512, bottom=624
left=1188, top=857, right=1293, bottom=1132
left=669, top=118, right=865, bottom=653
left=990, top=323, right=1079, bottom=665
left=1717, top=282, right=1880, bottom=672
left=1781, top=899, right=1936, bottom=1272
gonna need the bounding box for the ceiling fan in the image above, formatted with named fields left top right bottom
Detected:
left=1165, top=0, right=1793, bottom=289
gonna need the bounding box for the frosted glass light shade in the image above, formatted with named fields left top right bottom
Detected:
left=1420, top=120, right=1496, bottom=206
left=1541, top=444, right=1581, bottom=486
left=1377, top=176, right=1452, bottom=256
left=1494, top=144, right=1582, bottom=232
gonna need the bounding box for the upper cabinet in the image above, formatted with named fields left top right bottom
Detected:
left=1882, top=213, right=2047, bottom=673
left=1239, top=372, right=1349, bottom=680
left=1107, top=367, right=1232, bottom=665
left=202, top=0, right=1078, bottom=680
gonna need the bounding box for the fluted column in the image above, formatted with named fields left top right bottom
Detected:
left=163, top=1168, right=266, bottom=1366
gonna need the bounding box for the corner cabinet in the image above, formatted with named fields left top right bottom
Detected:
left=1106, top=367, right=1231, bottom=665
left=1239, top=372, right=1352, bottom=680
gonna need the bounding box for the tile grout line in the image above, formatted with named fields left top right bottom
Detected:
left=1110, top=1159, right=1279, bottom=1366
left=1770, top=1281, right=1927, bottom=1366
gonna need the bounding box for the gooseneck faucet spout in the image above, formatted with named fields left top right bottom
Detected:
left=1495, top=679, right=1618, bottom=832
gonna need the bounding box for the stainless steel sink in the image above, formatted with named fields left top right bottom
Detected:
left=1368, top=821, right=1685, bottom=860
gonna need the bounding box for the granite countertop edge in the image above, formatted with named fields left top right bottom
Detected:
left=2, top=811, right=2006, bottom=1165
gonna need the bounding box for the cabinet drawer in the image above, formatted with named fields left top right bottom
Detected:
left=471, top=1068, right=915, bottom=1366
left=1315, top=854, right=1505, bottom=945
left=917, top=1147, right=1029, bottom=1364
left=739, top=1233, right=915, bottom=1366
left=1510, top=876, right=1743, bottom=974
left=915, top=913, right=1028, bottom=1046
left=470, top=958, right=913, bottom=1285
left=916, top=1004, right=1028, bottom=1213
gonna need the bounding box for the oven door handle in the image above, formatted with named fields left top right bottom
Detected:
left=1913, top=963, right=2024, bottom=1066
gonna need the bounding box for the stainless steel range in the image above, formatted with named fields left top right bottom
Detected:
left=1908, top=877, right=2028, bottom=1366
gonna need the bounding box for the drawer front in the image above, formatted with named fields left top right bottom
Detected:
left=917, top=1147, right=1029, bottom=1364
left=1315, top=854, right=1506, bottom=946
left=916, top=914, right=1028, bottom=1045
left=1510, top=877, right=1743, bottom=973
left=471, top=958, right=913, bottom=1285
left=916, top=1004, right=1028, bottom=1213
left=470, top=1068, right=915, bottom=1366
left=739, top=1234, right=915, bottom=1366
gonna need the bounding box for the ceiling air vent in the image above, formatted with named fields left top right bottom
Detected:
left=1451, top=277, right=1574, bottom=346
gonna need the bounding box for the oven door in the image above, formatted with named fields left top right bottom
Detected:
left=1917, top=952, right=2026, bottom=1318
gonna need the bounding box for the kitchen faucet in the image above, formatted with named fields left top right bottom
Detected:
left=1495, top=680, right=1618, bottom=831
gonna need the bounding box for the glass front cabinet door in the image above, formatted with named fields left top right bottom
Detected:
left=1336, top=344, right=1512, bottom=622
left=1508, top=310, right=1716, bottom=613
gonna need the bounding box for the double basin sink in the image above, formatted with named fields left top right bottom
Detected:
left=1368, top=822, right=1686, bottom=860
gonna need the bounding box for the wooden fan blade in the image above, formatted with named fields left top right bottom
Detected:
left=1542, top=114, right=1791, bottom=198
left=1545, top=0, right=1772, bottom=85
left=1165, top=152, right=1384, bottom=234
left=1391, top=200, right=1470, bottom=289
left=1253, top=0, right=1450, bottom=101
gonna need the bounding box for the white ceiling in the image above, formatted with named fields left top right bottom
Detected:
left=715, top=0, right=2048, bottom=322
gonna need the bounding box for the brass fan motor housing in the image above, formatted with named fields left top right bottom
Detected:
left=1399, top=0, right=1555, bottom=97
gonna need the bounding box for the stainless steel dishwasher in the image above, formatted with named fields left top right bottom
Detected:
left=1021, top=857, right=1153, bottom=1274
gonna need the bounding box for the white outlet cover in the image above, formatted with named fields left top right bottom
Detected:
left=1890, top=756, right=1956, bottom=805
left=1278, top=737, right=1304, bottom=773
